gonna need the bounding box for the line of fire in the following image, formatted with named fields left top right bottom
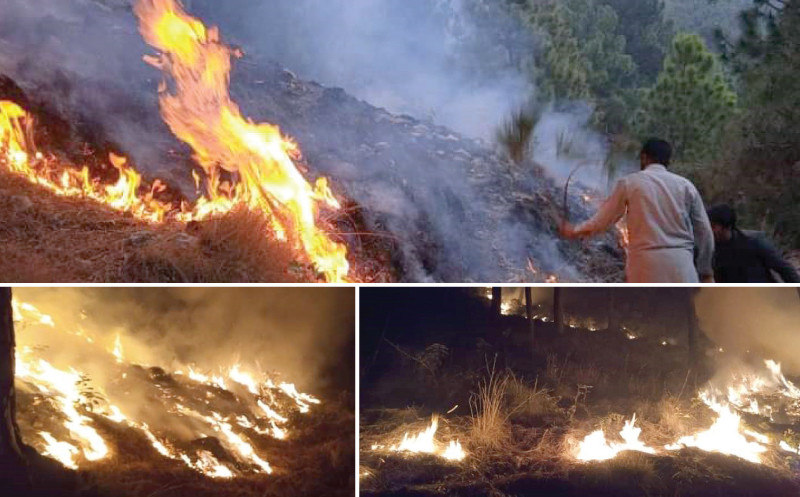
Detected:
left=0, top=287, right=355, bottom=497
left=359, top=287, right=800, bottom=496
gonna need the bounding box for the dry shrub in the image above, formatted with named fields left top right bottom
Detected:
left=122, top=209, right=305, bottom=283
left=506, top=374, right=562, bottom=423
left=655, top=395, right=694, bottom=440
left=469, top=360, right=513, bottom=450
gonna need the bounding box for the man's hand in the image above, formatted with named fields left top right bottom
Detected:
left=559, top=221, right=580, bottom=240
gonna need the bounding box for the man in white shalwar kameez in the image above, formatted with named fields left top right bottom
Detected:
left=560, top=139, right=715, bottom=283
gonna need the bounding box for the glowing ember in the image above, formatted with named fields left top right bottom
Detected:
left=134, top=0, right=348, bottom=281
left=575, top=414, right=656, bottom=461
left=385, top=416, right=466, bottom=462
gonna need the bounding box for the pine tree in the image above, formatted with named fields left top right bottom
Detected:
left=635, top=33, right=737, bottom=160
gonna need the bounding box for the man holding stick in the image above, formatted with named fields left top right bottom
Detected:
left=560, top=139, right=715, bottom=283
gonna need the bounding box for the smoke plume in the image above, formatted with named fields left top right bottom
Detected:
left=14, top=287, right=355, bottom=393
left=190, top=0, right=532, bottom=140
left=695, top=288, right=800, bottom=375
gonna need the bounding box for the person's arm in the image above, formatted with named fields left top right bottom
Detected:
left=689, top=186, right=715, bottom=282
left=562, top=179, right=628, bottom=239
left=754, top=237, right=800, bottom=283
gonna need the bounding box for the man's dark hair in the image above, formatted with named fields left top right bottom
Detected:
left=641, top=139, right=672, bottom=166
left=708, top=204, right=737, bottom=229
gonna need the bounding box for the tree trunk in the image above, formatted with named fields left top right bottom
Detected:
left=491, top=287, right=502, bottom=322
left=685, top=289, right=698, bottom=370
left=607, top=289, right=620, bottom=332
left=525, top=287, right=534, bottom=343
left=553, top=288, right=564, bottom=335
left=0, top=288, right=25, bottom=468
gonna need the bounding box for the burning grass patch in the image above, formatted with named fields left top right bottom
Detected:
left=360, top=318, right=800, bottom=496
left=0, top=170, right=312, bottom=282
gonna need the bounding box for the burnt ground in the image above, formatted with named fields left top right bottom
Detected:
left=5, top=396, right=354, bottom=497
left=359, top=293, right=800, bottom=497
left=0, top=0, right=624, bottom=283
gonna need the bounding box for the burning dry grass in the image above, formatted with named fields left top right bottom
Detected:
left=76, top=403, right=354, bottom=497
left=360, top=321, right=800, bottom=496
left=12, top=297, right=355, bottom=497
left=0, top=169, right=310, bottom=282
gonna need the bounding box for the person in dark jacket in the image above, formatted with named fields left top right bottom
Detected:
left=707, top=204, right=800, bottom=283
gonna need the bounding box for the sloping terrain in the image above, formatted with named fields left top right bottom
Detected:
left=0, top=169, right=305, bottom=282
left=0, top=0, right=623, bottom=283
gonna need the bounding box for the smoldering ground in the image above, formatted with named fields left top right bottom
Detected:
left=13, top=287, right=355, bottom=394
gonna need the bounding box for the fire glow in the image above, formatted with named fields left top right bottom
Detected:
left=13, top=299, right=321, bottom=478
left=575, top=414, right=656, bottom=461
left=378, top=416, right=466, bottom=462
left=0, top=0, right=349, bottom=282
left=575, top=360, right=800, bottom=466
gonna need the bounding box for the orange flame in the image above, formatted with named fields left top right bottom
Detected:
left=14, top=297, right=322, bottom=478
left=0, top=1, right=351, bottom=282
left=134, top=0, right=349, bottom=281
left=0, top=100, right=173, bottom=223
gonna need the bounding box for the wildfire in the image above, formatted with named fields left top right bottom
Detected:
left=575, top=360, right=800, bottom=466
left=135, top=0, right=348, bottom=281
left=665, top=392, right=768, bottom=464
left=13, top=298, right=322, bottom=478
left=575, top=414, right=656, bottom=461
left=382, top=415, right=466, bottom=462
left=0, top=0, right=351, bottom=282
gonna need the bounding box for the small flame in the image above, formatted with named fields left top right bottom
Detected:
left=385, top=416, right=466, bottom=462
left=665, top=393, right=768, bottom=464
left=575, top=414, right=656, bottom=461
left=39, top=432, right=80, bottom=469
left=112, top=334, right=124, bottom=363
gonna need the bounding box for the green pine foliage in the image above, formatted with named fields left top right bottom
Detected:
left=634, top=33, right=737, bottom=160
left=718, top=1, right=800, bottom=245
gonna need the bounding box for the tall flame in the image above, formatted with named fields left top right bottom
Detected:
left=134, top=0, right=349, bottom=281
left=0, top=2, right=352, bottom=282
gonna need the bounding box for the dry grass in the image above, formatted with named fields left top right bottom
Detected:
left=469, top=360, right=513, bottom=450
left=0, top=170, right=313, bottom=282
left=506, top=374, right=563, bottom=423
